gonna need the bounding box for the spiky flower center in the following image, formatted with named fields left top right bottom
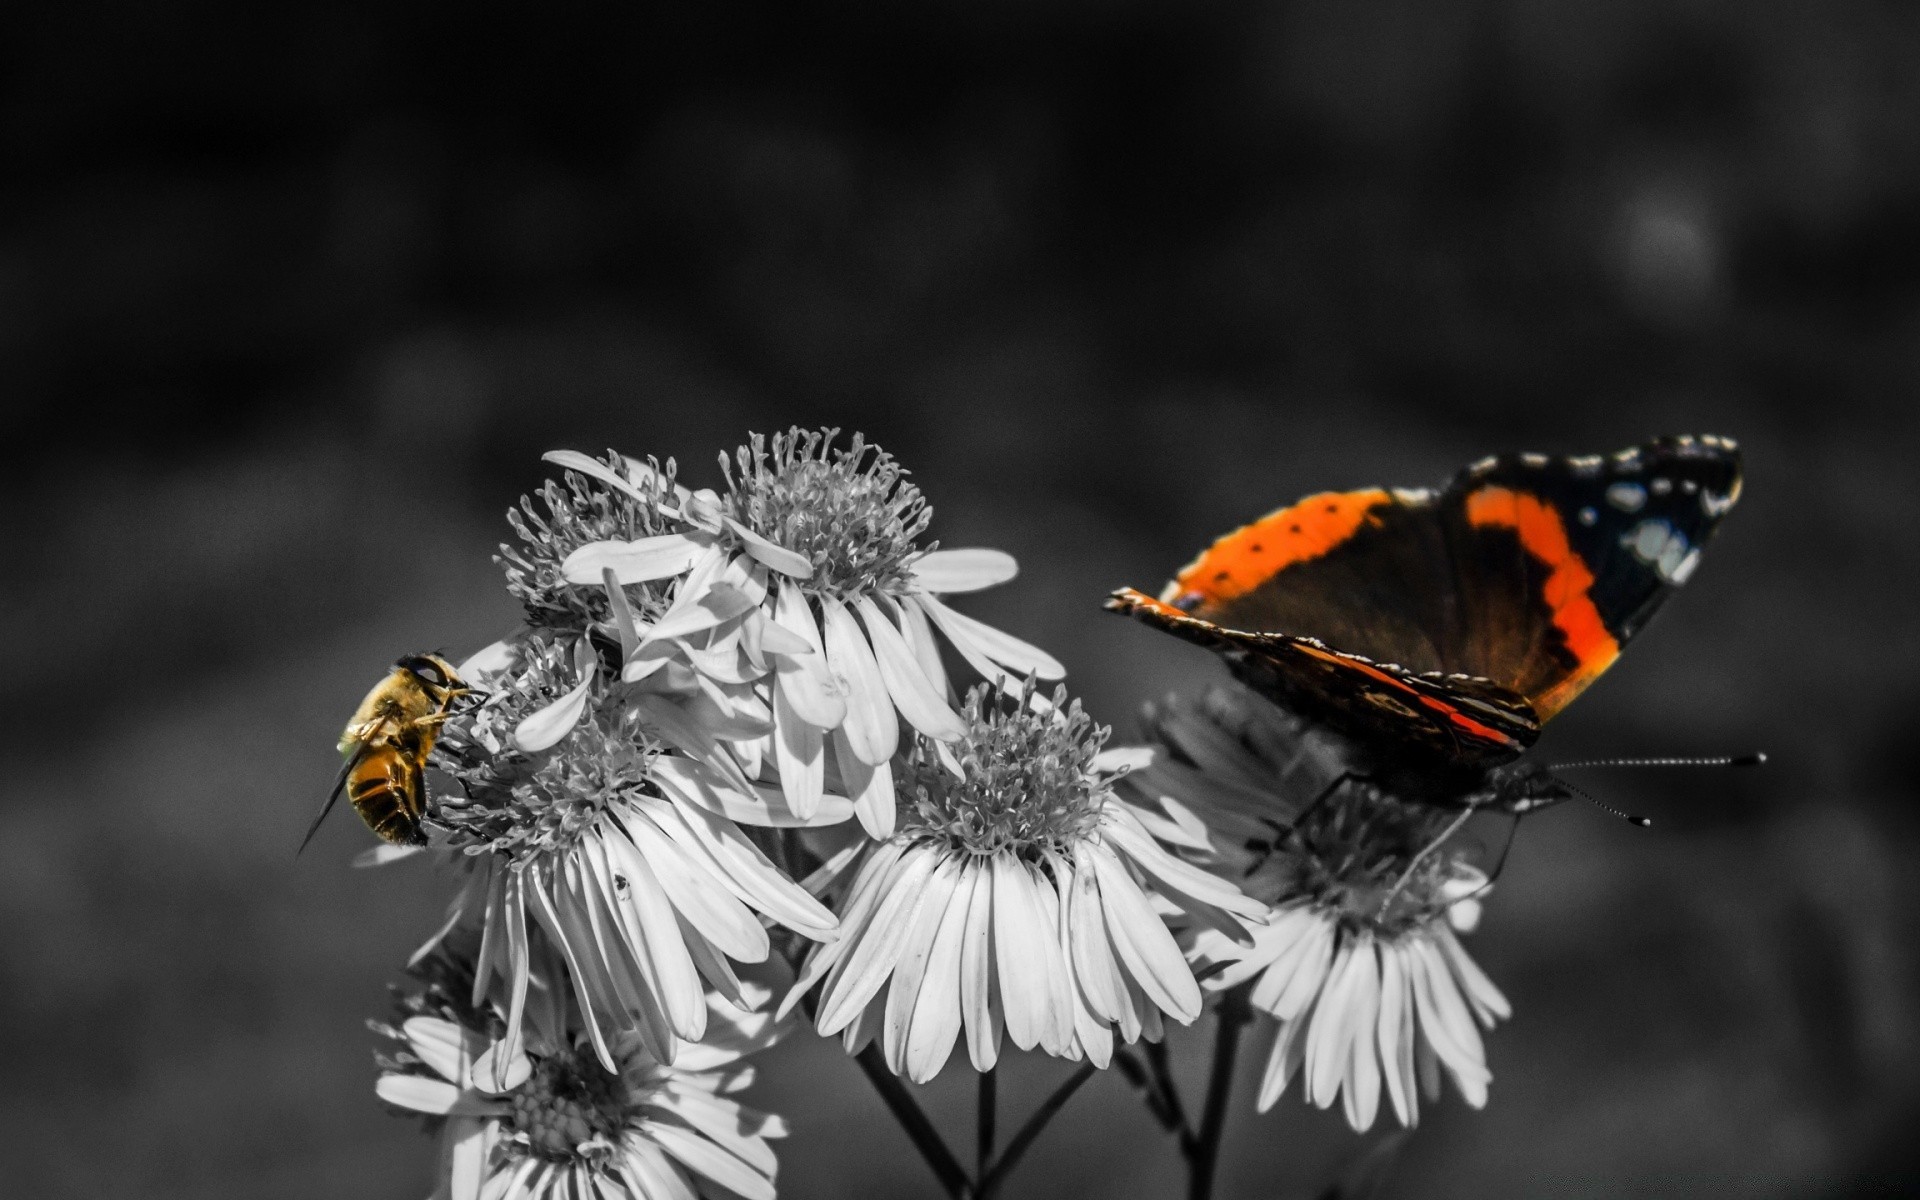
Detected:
left=902, top=681, right=1110, bottom=859
left=1253, top=785, right=1473, bottom=936
left=433, top=638, right=659, bottom=860
left=721, top=428, right=931, bottom=597
left=506, top=1046, right=637, bottom=1164
left=500, top=451, right=683, bottom=631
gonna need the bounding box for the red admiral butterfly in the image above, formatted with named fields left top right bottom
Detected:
left=1108, top=435, right=1743, bottom=814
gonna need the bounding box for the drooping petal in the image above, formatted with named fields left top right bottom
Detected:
left=817, top=846, right=944, bottom=1034
left=773, top=678, right=825, bottom=821
left=771, top=586, right=847, bottom=729
left=883, top=855, right=964, bottom=1077
left=856, top=595, right=965, bottom=741
left=832, top=727, right=897, bottom=840
left=957, top=858, right=1002, bottom=1071
left=1087, top=844, right=1202, bottom=1023
left=916, top=592, right=1065, bottom=679
left=909, top=547, right=1019, bottom=594
left=821, top=595, right=898, bottom=765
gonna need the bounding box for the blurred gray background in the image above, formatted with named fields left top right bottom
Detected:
left=1, top=2, right=1915, bottom=1196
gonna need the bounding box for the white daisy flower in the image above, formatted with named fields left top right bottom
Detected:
left=784, top=679, right=1266, bottom=1083
left=1118, top=686, right=1512, bottom=1131
left=560, top=429, right=1065, bottom=841
left=427, top=634, right=842, bottom=1076
left=377, top=949, right=789, bottom=1200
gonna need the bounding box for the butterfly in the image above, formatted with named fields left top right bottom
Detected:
left=1107, top=435, right=1744, bottom=814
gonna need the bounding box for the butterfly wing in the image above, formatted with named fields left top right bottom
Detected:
left=1112, top=435, right=1741, bottom=762
left=1106, top=588, right=1539, bottom=767
left=1436, top=435, right=1742, bottom=720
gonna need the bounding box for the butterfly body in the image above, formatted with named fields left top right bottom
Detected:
left=1109, top=435, right=1742, bottom=810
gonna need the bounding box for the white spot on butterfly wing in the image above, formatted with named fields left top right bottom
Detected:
left=1621, top=519, right=1695, bottom=582
left=1606, top=482, right=1648, bottom=512
left=1651, top=477, right=1674, bottom=496
left=1578, top=506, right=1598, bottom=526
left=1519, top=452, right=1550, bottom=468
left=1702, top=490, right=1736, bottom=517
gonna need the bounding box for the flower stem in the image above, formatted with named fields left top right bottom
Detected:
left=1144, top=1036, right=1194, bottom=1141
left=852, top=1044, right=973, bottom=1199
left=976, top=1062, right=1098, bottom=1200
left=1186, top=987, right=1252, bottom=1200
left=978, top=1066, right=997, bottom=1181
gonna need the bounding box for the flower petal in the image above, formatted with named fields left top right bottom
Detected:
left=856, top=595, right=965, bottom=741
left=817, top=846, right=944, bottom=1033
left=910, top=547, right=1019, bottom=594
left=725, top=516, right=815, bottom=579
left=1087, top=844, right=1201, bottom=1023
left=991, top=852, right=1066, bottom=1051
left=821, top=595, right=898, bottom=765
left=832, top=726, right=897, bottom=840
left=916, top=591, right=1065, bottom=679
left=883, top=855, right=964, bottom=1077
left=771, top=587, right=848, bottom=729
left=772, top=678, right=825, bottom=821
left=542, top=449, right=661, bottom=508
left=562, top=534, right=707, bottom=585
left=957, top=858, right=1002, bottom=1071
left=512, top=677, right=592, bottom=752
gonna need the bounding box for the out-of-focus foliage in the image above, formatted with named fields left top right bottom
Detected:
left=0, top=2, right=1914, bottom=1197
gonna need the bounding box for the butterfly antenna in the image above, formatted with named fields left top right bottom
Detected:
left=1554, top=777, right=1652, bottom=828
left=1550, top=753, right=1766, bottom=771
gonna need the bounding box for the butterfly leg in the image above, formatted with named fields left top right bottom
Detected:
left=1376, top=806, right=1474, bottom=921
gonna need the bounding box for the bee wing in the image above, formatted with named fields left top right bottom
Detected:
left=300, top=737, right=377, bottom=855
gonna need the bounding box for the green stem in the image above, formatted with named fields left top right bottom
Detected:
left=852, top=1044, right=973, bottom=1199
left=976, top=1062, right=1098, bottom=1200
left=1186, top=988, right=1251, bottom=1200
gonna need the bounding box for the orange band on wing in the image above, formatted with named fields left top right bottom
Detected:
left=1463, top=486, right=1620, bottom=719
left=1167, top=489, right=1392, bottom=607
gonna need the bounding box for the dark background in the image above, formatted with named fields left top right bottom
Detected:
left=2, top=2, right=1916, bottom=1196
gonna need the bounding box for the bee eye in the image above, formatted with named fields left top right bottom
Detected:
left=399, top=655, right=446, bottom=685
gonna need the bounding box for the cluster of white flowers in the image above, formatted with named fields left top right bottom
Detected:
left=343, top=429, right=1523, bottom=1199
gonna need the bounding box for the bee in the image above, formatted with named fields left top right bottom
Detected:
left=300, top=653, right=475, bottom=850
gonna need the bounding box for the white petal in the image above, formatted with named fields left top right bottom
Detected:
left=399, top=1016, right=475, bottom=1085
left=773, top=679, right=825, bottom=821
left=562, top=534, right=707, bottom=585
left=352, top=843, right=423, bottom=869
left=617, top=812, right=768, bottom=963
left=1408, top=935, right=1490, bottom=1107
left=832, top=726, right=898, bottom=840
left=816, top=846, right=943, bottom=1033
left=1378, top=941, right=1416, bottom=1128
left=909, top=547, right=1019, bottom=594
left=1434, top=923, right=1511, bottom=1025
left=882, top=856, right=964, bottom=1077
left=904, top=859, right=974, bottom=1082
left=821, top=595, right=898, bottom=764
left=991, top=853, right=1064, bottom=1051
left=891, top=593, right=951, bottom=698
left=642, top=795, right=839, bottom=939
left=725, top=516, right=815, bottom=579
left=1256, top=1016, right=1308, bottom=1113
left=455, top=638, right=518, bottom=686
left=1304, top=936, right=1362, bottom=1109
left=542, top=449, right=660, bottom=507
left=856, top=595, right=965, bottom=741
left=647, top=582, right=759, bottom=642
left=772, top=586, right=848, bottom=729
left=1065, top=861, right=1128, bottom=1025
left=511, top=678, right=592, bottom=752
left=1266, top=909, right=1337, bottom=1021
left=375, top=1074, right=474, bottom=1116
left=1341, top=937, right=1383, bottom=1131
left=1088, top=845, right=1201, bottom=1023
left=916, top=591, right=1065, bottom=679
left=638, top=1118, right=775, bottom=1200
left=957, top=859, right=1002, bottom=1071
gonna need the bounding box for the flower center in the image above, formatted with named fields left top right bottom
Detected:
left=506, top=1046, right=635, bottom=1164
left=1256, top=785, right=1473, bottom=936
left=722, top=428, right=930, bottom=597
left=502, top=451, right=683, bottom=632
left=432, top=639, right=659, bottom=860
left=902, top=682, right=1110, bottom=859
